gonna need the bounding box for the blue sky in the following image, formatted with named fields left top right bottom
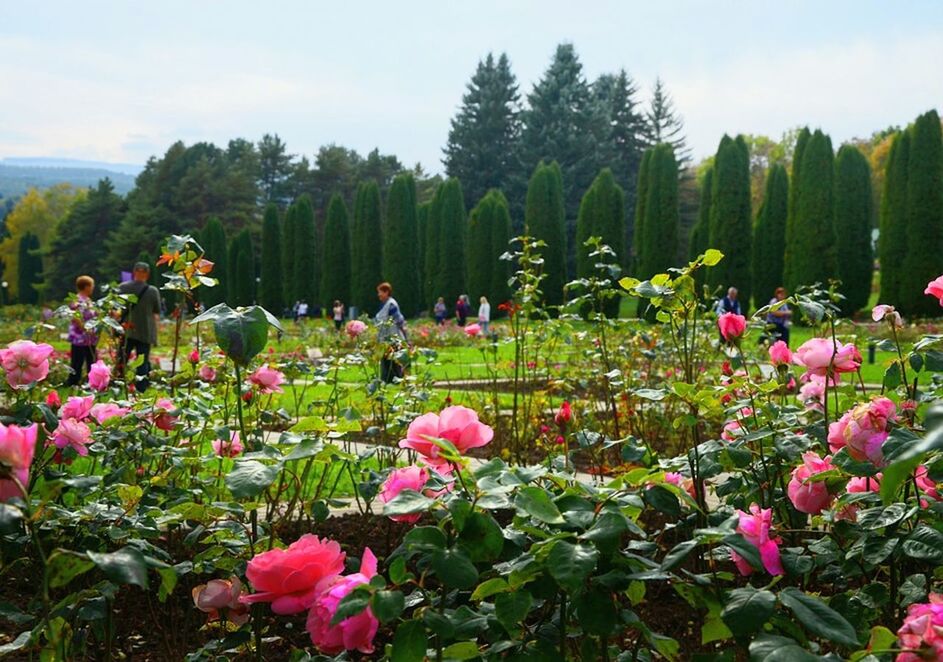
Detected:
left=0, top=1, right=941, bottom=172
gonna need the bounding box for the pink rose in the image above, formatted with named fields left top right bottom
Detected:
left=249, top=365, right=286, bottom=394
left=87, top=360, right=111, bottom=392
left=188, top=349, right=200, bottom=364
left=827, top=397, right=896, bottom=465
left=464, top=323, right=481, bottom=337
left=61, top=395, right=95, bottom=422
left=199, top=365, right=217, bottom=382
left=555, top=401, right=572, bottom=427
left=721, top=408, right=752, bottom=442
left=729, top=504, right=784, bottom=576
left=924, top=276, right=943, bottom=307
left=837, top=474, right=882, bottom=521
left=872, top=304, right=903, bottom=327
left=0, top=423, right=37, bottom=501
left=398, top=406, right=493, bottom=468
left=241, top=534, right=346, bottom=614
left=663, top=471, right=697, bottom=499
left=45, top=390, right=61, bottom=410
left=896, top=593, right=943, bottom=661
left=0, top=340, right=54, bottom=389
left=192, top=576, right=249, bottom=626
left=306, top=548, right=379, bottom=655
left=51, top=418, right=92, bottom=457
left=346, top=320, right=367, bottom=338
left=153, top=398, right=178, bottom=431
left=787, top=451, right=835, bottom=514
left=915, top=466, right=941, bottom=505
left=794, top=337, right=861, bottom=377
left=717, top=313, right=747, bottom=342
left=212, top=431, right=243, bottom=458
left=798, top=374, right=828, bottom=411
left=90, top=403, right=130, bottom=424
left=768, top=340, right=792, bottom=367
left=378, top=465, right=452, bottom=523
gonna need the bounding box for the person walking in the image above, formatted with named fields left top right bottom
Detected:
left=117, top=262, right=161, bottom=392
left=766, top=287, right=792, bottom=345
left=375, top=282, right=408, bottom=383
left=332, top=300, right=345, bottom=331
left=478, top=296, right=491, bottom=335
left=716, top=287, right=742, bottom=315
left=64, top=275, right=99, bottom=387
left=455, top=294, right=470, bottom=327
left=433, top=297, right=447, bottom=326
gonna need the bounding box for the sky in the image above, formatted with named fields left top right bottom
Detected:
left=0, top=1, right=941, bottom=173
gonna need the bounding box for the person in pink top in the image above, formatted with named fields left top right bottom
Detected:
left=65, top=275, right=99, bottom=387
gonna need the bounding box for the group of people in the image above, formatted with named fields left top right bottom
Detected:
left=716, top=285, right=792, bottom=345
left=433, top=295, right=491, bottom=334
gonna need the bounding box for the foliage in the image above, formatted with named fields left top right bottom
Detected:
left=320, top=193, right=352, bottom=308
left=879, top=131, right=910, bottom=308
left=751, top=163, right=789, bottom=309
left=467, top=190, right=512, bottom=309
left=635, top=144, right=679, bottom=319
left=352, top=180, right=383, bottom=314
left=575, top=169, right=624, bottom=317
left=524, top=162, right=567, bottom=309
left=292, top=194, right=318, bottom=307
left=199, top=216, right=228, bottom=308
left=707, top=135, right=753, bottom=308
left=383, top=174, right=421, bottom=316
left=834, top=145, right=874, bottom=316
left=16, top=232, right=42, bottom=304
left=259, top=203, right=284, bottom=314
left=433, top=178, right=468, bottom=310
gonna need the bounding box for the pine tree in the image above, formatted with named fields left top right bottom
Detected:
left=900, top=110, right=943, bottom=316
left=834, top=145, right=874, bottom=316
left=424, top=186, right=444, bottom=307
left=784, top=130, right=835, bottom=292
left=632, top=149, right=653, bottom=272
left=879, top=131, right=909, bottom=307
left=646, top=78, right=691, bottom=164
left=434, top=178, right=468, bottom=308
left=707, top=135, right=752, bottom=307
left=352, top=181, right=383, bottom=314
left=783, top=128, right=811, bottom=289
left=293, top=194, right=318, bottom=308
left=200, top=217, right=228, bottom=307
left=489, top=191, right=512, bottom=308
left=383, top=174, right=421, bottom=315
left=320, top=193, right=352, bottom=308
left=688, top=166, right=712, bottom=262
left=524, top=162, right=567, bottom=307
left=17, top=233, right=41, bottom=304
left=751, top=164, right=789, bottom=309
left=260, top=203, right=284, bottom=314
left=281, top=203, right=298, bottom=305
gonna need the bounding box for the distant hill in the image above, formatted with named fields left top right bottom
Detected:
left=0, top=158, right=140, bottom=198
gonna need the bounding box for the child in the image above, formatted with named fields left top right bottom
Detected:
left=65, top=275, right=98, bottom=386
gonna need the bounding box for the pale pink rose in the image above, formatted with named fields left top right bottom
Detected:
left=87, top=360, right=111, bottom=392
left=51, top=418, right=92, bottom=457
left=896, top=593, right=943, bottom=661
left=794, top=337, right=861, bottom=377
left=240, top=534, right=346, bottom=615
left=924, top=276, right=943, bottom=307
left=61, top=395, right=95, bottom=422
left=721, top=408, right=752, bottom=442
left=827, top=397, right=896, bottom=465
left=398, top=406, right=493, bottom=468
left=212, top=431, right=243, bottom=458
left=0, top=340, right=54, bottom=389
left=717, top=313, right=746, bottom=342
left=153, top=398, right=178, bottom=431
left=199, top=365, right=217, bottom=382
left=192, top=576, right=249, bottom=626
left=663, top=471, right=696, bottom=499
left=729, top=503, right=784, bottom=576
left=787, top=452, right=835, bottom=514
left=90, top=403, right=129, bottom=424
left=248, top=364, right=286, bottom=394
left=0, top=423, right=37, bottom=501
left=306, top=548, right=379, bottom=655
left=464, top=323, right=481, bottom=337
left=872, top=304, right=903, bottom=327
left=768, top=340, right=793, bottom=367
left=797, top=374, right=828, bottom=411
left=837, top=474, right=882, bottom=521
left=346, top=320, right=367, bottom=338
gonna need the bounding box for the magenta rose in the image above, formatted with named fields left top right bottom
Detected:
left=729, top=503, right=784, bottom=576
left=87, top=360, right=111, bottom=392
left=61, top=395, right=95, bottom=422
left=787, top=451, right=835, bottom=514
left=768, top=340, right=792, bottom=367
left=306, top=548, right=379, bottom=655
left=896, top=593, right=943, bottom=662
left=717, top=313, right=746, bottom=342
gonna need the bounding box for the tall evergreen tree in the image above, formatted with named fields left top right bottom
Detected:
left=466, top=189, right=513, bottom=307
left=707, top=135, right=753, bottom=307
left=17, top=233, right=41, bottom=304
left=524, top=162, right=567, bottom=307
left=229, top=229, right=255, bottom=307
left=417, top=201, right=430, bottom=305
left=784, top=130, right=835, bottom=292
left=879, top=131, right=910, bottom=307
left=834, top=145, right=874, bottom=316
left=688, top=166, right=712, bottom=262
left=320, top=193, right=352, bottom=308
left=260, top=203, right=284, bottom=314
left=783, top=127, right=811, bottom=289
left=576, top=169, right=625, bottom=317
left=632, top=149, right=653, bottom=272
left=383, top=174, right=422, bottom=315
left=575, top=184, right=598, bottom=280
left=424, top=186, right=445, bottom=307
left=900, top=110, right=943, bottom=316
left=444, top=53, right=523, bottom=219
left=258, top=133, right=295, bottom=205
left=200, top=216, right=228, bottom=307
left=637, top=144, right=679, bottom=279
left=352, top=181, right=383, bottom=313
left=293, top=195, right=318, bottom=308
left=646, top=78, right=691, bottom=164
left=434, top=178, right=468, bottom=309
left=751, top=164, right=789, bottom=309
left=281, top=203, right=298, bottom=305
left=227, top=237, right=241, bottom=304
left=489, top=191, right=513, bottom=308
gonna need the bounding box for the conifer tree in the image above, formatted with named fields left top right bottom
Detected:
left=384, top=174, right=421, bottom=315
left=489, top=192, right=512, bottom=308
left=632, top=149, right=653, bottom=272
left=417, top=201, right=429, bottom=305
left=424, top=186, right=444, bottom=307
left=751, top=164, right=789, bottom=309
left=636, top=144, right=678, bottom=318
left=783, top=127, right=811, bottom=289
left=293, top=194, right=318, bottom=308
left=281, top=203, right=298, bottom=305
left=689, top=167, right=712, bottom=296
left=260, top=203, right=284, bottom=314
left=879, top=131, right=910, bottom=307
left=834, top=145, right=874, bottom=316
left=434, top=178, right=468, bottom=308
left=524, top=162, right=567, bottom=307
left=466, top=189, right=513, bottom=306
left=707, top=135, right=752, bottom=307
left=227, top=237, right=241, bottom=304
left=17, top=233, right=41, bottom=304
left=901, top=110, right=943, bottom=316
left=575, top=184, right=598, bottom=280
left=645, top=78, right=691, bottom=164
left=320, top=193, right=351, bottom=308
left=352, top=181, right=383, bottom=313
left=200, top=217, right=228, bottom=307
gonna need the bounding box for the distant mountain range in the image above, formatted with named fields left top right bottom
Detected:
left=0, top=157, right=142, bottom=198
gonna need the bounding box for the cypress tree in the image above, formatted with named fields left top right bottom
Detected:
left=384, top=174, right=422, bottom=316
left=783, top=127, right=811, bottom=289
left=784, top=129, right=835, bottom=292
left=227, top=237, right=241, bottom=304
left=638, top=144, right=679, bottom=279
left=424, top=186, right=444, bottom=308
left=260, top=203, right=284, bottom=314
left=281, top=203, right=298, bottom=305
left=489, top=191, right=512, bottom=308
left=352, top=181, right=383, bottom=314
left=900, top=110, right=943, bottom=316
left=417, top=201, right=429, bottom=305
left=434, top=178, right=468, bottom=308
left=879, top=131, right=910, bottom=307
left=834, top=145, right=874, bottom=316
left=577, top=169, right=624, bottom=317
left=632, top=149, right=653, bottom=272
left=751, top=164, right=789, bottom=309
left=466, top=196, right=491, bottom=306
left=575, top=184, right=598, bottom=280
left=707, top=135, right=753, bottom=307
left=230, top=229, right=255, bottom=306
left=200, top=216, right=228, bottom=307
left=524, top=162, right=567, bottom=307
left=320, top=193, right=352, bottom=308
left=293, top=194, right=318, bottom=309
left=17, top=233, right=41, bottom=304
left=688, top=166, right=712, bottom=263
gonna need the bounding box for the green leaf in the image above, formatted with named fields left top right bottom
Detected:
left=402, top=526, right=447, bottom=554
left=457, top=512, right=503, bottom=562
left=371, top=590, right=405, bottom=624
left=547, top=541, right=598, bottom=593
left=87, top=547, right=149, bottom=588
left=47, top=551, right=95, bottom=589
left=861, top=537, right=898, bottom=565
left=581, top=512, right=629, bottom=545
left=723, top=534, right=763, bottom=573
left=391, top=620, right=427, bottom=662
left=225, top=460, right=279, bottom=499
left=778, top=587, right=860, bottom=647
left=721, top=587, right=775, bottom=637
left=430, top=548, right=478, bottom=589
left=702, top=249, right=724, bottom=266
left=902, top=525, right=943, bottom=561
left=441, top=641, right=480, bottom=660
left=281, top=437, right=324, bottom=462
left=330, top=586, right=371, bottom=625
left=748, top=634, right=821, bottom=661
left=389, top=556, right=409, bottom=585
left=382, top=489, right=434, bottom=517
left=883, top=361, right=902, bottom=389
left=494, top=590, right=533, bottom=634
left=880, top=455, right=924, bottom=504
left=514, top=486, right=564, bottom=524
left=857, top=503, right=913, bottom=530
left=573, top=587, right=617, bottom=636
left=472, top=578, right=509, bottom=601
left=661, top=540, right=698, bottom=571
left=190, top=304, right=281, bottom=366
left=644, top=485, right=681, bottom=516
